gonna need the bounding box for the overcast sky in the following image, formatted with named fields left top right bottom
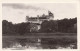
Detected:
left=2, top=3, right=77, bottom=23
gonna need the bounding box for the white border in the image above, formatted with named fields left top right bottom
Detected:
left=0, top=0, right=80, bottom=51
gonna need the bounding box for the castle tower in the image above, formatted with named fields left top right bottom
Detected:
left=48, top=11, right=54, bottom=20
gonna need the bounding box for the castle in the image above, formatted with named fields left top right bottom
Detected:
left=26, top=11, right=54, bottom=24
left=26, top=11, right=54, bottom=32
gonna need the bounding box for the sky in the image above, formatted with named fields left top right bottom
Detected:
left=2, top=3, right=77, bottom=24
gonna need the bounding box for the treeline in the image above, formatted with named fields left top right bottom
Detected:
left=57, top=18, right=77, bottom=33
left=2, top=17, right=77, bottom=35
left=39, top=17, right=77, bottom=33
left=2, top=20, right=30, bottom=35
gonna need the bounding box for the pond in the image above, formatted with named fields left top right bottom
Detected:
left=2, top=36, right=77, bottom=50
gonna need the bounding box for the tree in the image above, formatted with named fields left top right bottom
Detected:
left=2, top=20, right=31, bottom=35
left=2, top=20, right=16, bottom=35
left=57, top=17, right=77, bottom=33
left=18, top=22, right=30, bottom=35
left=40, top=20, right=58, bottom=33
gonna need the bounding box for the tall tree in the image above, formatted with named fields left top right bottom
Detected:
left=18, top=22, right=30, bottom=35
left=40, top=20, right=57, bottom=33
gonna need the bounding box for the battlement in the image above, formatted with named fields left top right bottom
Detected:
left=26, top=11, right=54, bottom=24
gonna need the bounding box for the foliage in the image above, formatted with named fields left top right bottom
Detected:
left=2, top=20, right=16, bottom=35
left=16, top=22, right=30, bottom=35
left=40, top=20, right=58, bottom=33
left=2, top=17, right=77, bottom=35
left=57, top=17, right=77, bottom=33
left=2, top=20, right=30, bottom=35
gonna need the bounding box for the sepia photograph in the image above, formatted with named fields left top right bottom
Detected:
left=2, top=3, right=77, bottom=50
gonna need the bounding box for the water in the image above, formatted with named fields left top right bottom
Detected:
left=2, top=37, right=77, bottom=50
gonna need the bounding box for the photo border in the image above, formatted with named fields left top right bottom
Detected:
left=0, top=0, right=80, bottom=51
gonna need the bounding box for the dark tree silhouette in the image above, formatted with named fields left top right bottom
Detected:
left=2, top=20, right=30, bottom=35
left=18, top=22, right=30, bottom=35
left=2, top=17, right=77, bottom=36
left=57, top=17, right=77, bottom=33
left=40, top=20, right=58, bottom=33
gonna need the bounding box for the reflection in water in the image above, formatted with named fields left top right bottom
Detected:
left=3, top=38, right=77, bottom=50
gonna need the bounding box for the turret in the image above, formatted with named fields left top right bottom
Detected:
left=48, top=11, right=54, bottom=18
left=48, top=11, right=54, bottom=20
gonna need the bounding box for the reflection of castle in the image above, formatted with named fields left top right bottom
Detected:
left=26, top=11, right=54, bottom=24
left=26, top=11, right=54, bottom=32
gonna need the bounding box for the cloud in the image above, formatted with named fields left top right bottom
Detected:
left=2, top=3, right=44, bottom=11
